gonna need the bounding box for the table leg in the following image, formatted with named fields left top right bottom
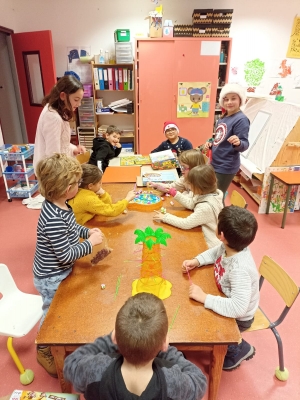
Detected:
left=266, top=175, right=275, bottom=215
left=281, top=185, right=292, bottom=229
left=51, top=346, right=72, bottom=393
left=208, top=344, right=227, bottom=400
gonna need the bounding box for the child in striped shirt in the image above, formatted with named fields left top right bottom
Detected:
left=33, top=154, right=103, bottom=378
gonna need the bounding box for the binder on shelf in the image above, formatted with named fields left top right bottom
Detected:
left=98, top=68, right=105, bottom=90
left=114, top=68, right=119, bottom=90
left=128, top=70, right=131, bottom=91
left=118, top=68, right=124, bottom=90
left=123, top=69, right=128, bottom=90
left=103, top=68, right=109, bottom=89
left=93, top=68, right=100, bottom=90
left=107, top=68, right=114, bottom=90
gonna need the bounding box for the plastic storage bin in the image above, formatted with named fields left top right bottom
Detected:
left=115, top=42, right=133, bottom=63
left=114, top=29, right=130, bottom=42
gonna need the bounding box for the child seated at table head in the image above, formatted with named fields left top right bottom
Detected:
left=63, top=292, right=207, bottom=399
left=68, top=164, right=136, bottom=225
left=89, top=125, right=122, bottom=173
left=149, top=148, right=207, bottom=195
left=33, top=154, right=103, bottom=377
left=151, top=121, right=193, bottom=172
left=153, top=164, right=223, bottom=248
left=182, top=205, right=259, bottom=371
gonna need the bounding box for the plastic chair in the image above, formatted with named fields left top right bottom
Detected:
left=0, top=263, right=43, bottom=384
left=246, top=256, right=300, bottom=381
left=230, top=189, right=248, bottom=208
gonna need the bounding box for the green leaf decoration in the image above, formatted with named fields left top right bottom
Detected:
left=145, top=238, right=155, bottom=250
left=154, top=227, right=164, bottom=236
left=158, top=238, right=167, bottom=246
left=145, top=226, right=155, bottom=237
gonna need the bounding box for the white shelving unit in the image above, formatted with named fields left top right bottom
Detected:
left=0, top=144, right=38, bottom=202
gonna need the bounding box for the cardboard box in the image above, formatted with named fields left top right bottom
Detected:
left=149, top=150, right=180, bottom=170
left=5, top=390, right=79, bottom=400
left=149, top=16, right=162, bottom=38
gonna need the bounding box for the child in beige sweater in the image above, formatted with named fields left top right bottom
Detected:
left=153, top=165, right=223, bottom=248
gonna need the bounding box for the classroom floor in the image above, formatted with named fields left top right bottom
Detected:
left=0, top=178, right=299, bottom=400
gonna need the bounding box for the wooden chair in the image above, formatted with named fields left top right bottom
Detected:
left=246, top=256, right=300, bottom=381
left=76, top=151, right=90, bottom=165
left=230, top=189, right=248, bottom=208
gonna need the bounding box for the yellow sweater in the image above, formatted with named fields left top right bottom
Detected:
left=68, top=188, right=129, bottom=225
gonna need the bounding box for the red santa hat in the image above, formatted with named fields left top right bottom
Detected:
left=163, top=121, right=179, bottom=135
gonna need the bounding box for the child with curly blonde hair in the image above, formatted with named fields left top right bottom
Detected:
left=33, top=154, right=103, bottom=377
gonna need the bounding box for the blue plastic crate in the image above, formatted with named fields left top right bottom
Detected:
left=0, top=145, right=34, bottom=161
left=7, top=180, right=39, bottom=198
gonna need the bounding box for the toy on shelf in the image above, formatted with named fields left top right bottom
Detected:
left=132, top=226, right=172, bottom=299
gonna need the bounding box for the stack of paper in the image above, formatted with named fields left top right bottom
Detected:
left=108, top=98, right=132, bottom=113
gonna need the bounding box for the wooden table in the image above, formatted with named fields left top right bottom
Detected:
left=266, top=170, right=300, bottom=228
left=36, top=184, right=240, bottom=400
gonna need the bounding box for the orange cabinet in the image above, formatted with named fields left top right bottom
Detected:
left=135, top=38, right=231, bottom=154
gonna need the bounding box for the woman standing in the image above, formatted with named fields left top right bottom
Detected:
left=33, top=75, right=86, bottom=171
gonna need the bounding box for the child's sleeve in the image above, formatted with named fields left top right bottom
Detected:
left=63, top=333, right=119, bottom=393
left=182, top=138, right=193, bottom=150
left=232, top=116, right=250, bottom=152
left=162, top=202, right=212, bottom=229
left=95, top=146, right=109, bottom=162
left=172, top=191, right=195, bottom=210
left=158, top=346, right=207, bottom=400
left=77, top=224, right=90, bottom=239
left=44, top=218, right=92, bottom=262
left=204, top=268, right=253, bottom=318
left=42, top=111, right=64, bottom=155
left=151, top=142, right=165, bottom=153
left=114, top=146, right=122, bottom=157
left=195, top=244, right=222, bottom=266
left=84, top=192, right=129, bottom=217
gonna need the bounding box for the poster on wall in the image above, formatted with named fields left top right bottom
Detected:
left=286, top=16, right=300, bottom=59
left=67, top=46, right=93, bottom=84
left=177, top=82, right=211, bottom=118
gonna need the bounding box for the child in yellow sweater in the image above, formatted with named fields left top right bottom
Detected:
left=68, top=164, right=136, bottom=225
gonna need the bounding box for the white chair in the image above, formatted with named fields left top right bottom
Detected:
left=0, top=263, right=43, bottom=384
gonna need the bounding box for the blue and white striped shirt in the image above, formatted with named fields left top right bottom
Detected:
left=33, top=200, right=92, bottom=278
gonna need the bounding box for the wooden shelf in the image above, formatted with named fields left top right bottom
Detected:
left=240, top=182, right=261, bottom=205
left=95, top=113, right=134, bottom=116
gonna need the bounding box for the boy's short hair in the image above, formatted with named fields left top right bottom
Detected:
left=187, top=164, right=217, bottom=194
left=80, top=164, right=103, bottom=188
left=178, top=149, right=206, bottom=170
left=218, top=206, right=258, bottom=252
left=36, top=153, right=82, bottom=201
left=115, top=293, right=168, bottom=366
left=106, top=125, right=121, bottom=136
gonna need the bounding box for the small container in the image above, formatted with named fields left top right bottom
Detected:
left=104, top=50, right=109, bottom=64
left=114, top=29, right=130, bottom=42
left=99, top=49, right=105, bottom=64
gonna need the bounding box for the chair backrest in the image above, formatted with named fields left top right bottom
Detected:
left=76, top=151, right=91, bottom=165
left=0, top=263, right=18, bottom=295
left=260, top=256, right=299, bottom=307
left=230, top=190, right=248, bottom=208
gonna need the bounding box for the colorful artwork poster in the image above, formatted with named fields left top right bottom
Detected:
left=286, top=16, right=300, bottom=59
left=258, top=165, right=300, bottom=214
left=67, top=46, right=92, bottom=84
left=244, top=59, right=265, bottom=89
left=177, top=82, right=211, bottom=118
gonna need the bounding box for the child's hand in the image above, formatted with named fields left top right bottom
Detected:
left=228, top=135, right=241, bottom=146
left=182, top=259, right=199, bottom=273
left=88, top=230, right=103, bottom=246
left=153, top=210, right=166, bottom=222
left=115, top=143, right=122, bottom=148
left=148, top=182, right=169, bottom=193
left=89, top=228, right=102, bottom=235
left=189, top=283, right=207, bottom=304
left=125, top=190, right=136, bottom=202
left=96, top=188, right=105, bottom=196
left=203, top=141, right=212, bottom=151
left=73, top=145, right=86, bottom=155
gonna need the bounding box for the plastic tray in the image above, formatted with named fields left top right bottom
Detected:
left=7, top=180, right=39, bottom=198
left=3, top=166, right=35, bottom=180
left=0, top=145, right=34, bottom=161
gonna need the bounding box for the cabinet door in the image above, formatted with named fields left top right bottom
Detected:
left=173, top=39, right=220, bottom=146
left=137, top=41, right=174, bottom=154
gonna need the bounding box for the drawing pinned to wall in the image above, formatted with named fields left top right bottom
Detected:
left=269, top=59, right=293, bottom=78
left=269, top=83, right=281, bottom=96
left=177, top=82, right=211, bottom=118
left=279, top=59, right=292, bottom=78
left=244, top=58, right=265, bottom=92
left=294, top=75, right=300, bottom=88
left=231, top=66, right=238, bottom=75
left=67, top=46, right=92, bottom=84
left=286, top=16, right=300, bottom=59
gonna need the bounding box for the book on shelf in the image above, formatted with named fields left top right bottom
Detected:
left=149, top=149, right=180, bottom=170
